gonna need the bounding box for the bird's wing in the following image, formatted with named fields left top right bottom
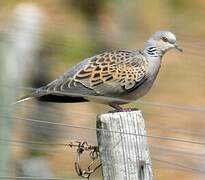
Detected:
left=73, top=50, right=149, bottom=97
left=33, top=50, right=149, bottom=100
left=33, top=57, right=100, bottom=98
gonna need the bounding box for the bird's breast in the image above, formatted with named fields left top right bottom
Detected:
left=122, top=59, right=161, bottom=102
left=147, top=59, right=161, bottom=77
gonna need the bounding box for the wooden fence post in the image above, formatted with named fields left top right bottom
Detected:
left=96, top=110, right=153, bottom=180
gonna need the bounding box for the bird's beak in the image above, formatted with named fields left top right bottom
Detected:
left=174, top=43, right=183, bottom=52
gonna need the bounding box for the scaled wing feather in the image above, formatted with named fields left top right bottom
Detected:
left=74, top=50, right=149, bottom=97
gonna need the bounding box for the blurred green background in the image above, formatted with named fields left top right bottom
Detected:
left=0, top=0, right=205, bottom=179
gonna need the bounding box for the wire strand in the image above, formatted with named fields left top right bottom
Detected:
left=1, top=138, right=205, bottom=175
left=0, top=176, right=63, bottom=180
left=0, top=138, right=67, bottom=146
left=1, top=138, right=205, bottom=160
left=152, top=157, right=205, bottom=175
left=2, top=100, right=205, bottom=138
left=1, top=114, right=205, bottom=146
left=150, top=145, right=205, bottom=159
left=1, top=84, right=205, bottom=114
left=2, top=101, right=205, bottom=138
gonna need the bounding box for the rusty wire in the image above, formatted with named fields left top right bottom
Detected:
left=67, top=141, right=101, bottom=179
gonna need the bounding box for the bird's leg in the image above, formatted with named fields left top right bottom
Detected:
left=109, top=103, right=125, bottom=112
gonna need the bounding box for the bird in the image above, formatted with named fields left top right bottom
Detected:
left=17, top=31, right=182, bottom=111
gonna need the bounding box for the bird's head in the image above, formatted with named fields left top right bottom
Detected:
left=145, top=31, right=182, bottom=57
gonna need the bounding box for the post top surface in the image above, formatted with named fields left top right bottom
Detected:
left=97, top=109, right=143, bottom=120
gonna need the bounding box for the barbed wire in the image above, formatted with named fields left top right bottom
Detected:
left=0, top=3, right=205, bottom=179
left=1, top=137, right=205, bottom=160
left=1, top=138, right=205, bottom=176
left=0, top=138, right=100, bottom=179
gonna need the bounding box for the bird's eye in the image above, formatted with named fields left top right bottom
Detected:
left=162, top=37, right=168, bottom=42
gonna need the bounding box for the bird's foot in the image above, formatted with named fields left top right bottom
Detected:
left=109, top=104, right=138, bottom=112
left=109, top=103, right=124, bottom=112
left=109, top=104, right=132, bottom=112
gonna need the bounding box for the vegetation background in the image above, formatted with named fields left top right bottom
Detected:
left=0, top=0, right=205, bottom=179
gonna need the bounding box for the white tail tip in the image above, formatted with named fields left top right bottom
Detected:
left=14, top=97, right=33, bottom=105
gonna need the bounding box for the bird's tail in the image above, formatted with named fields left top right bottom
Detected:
left=15, top=90, right=40, bottom=104
left=14, top=95, right=34, bottom=104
